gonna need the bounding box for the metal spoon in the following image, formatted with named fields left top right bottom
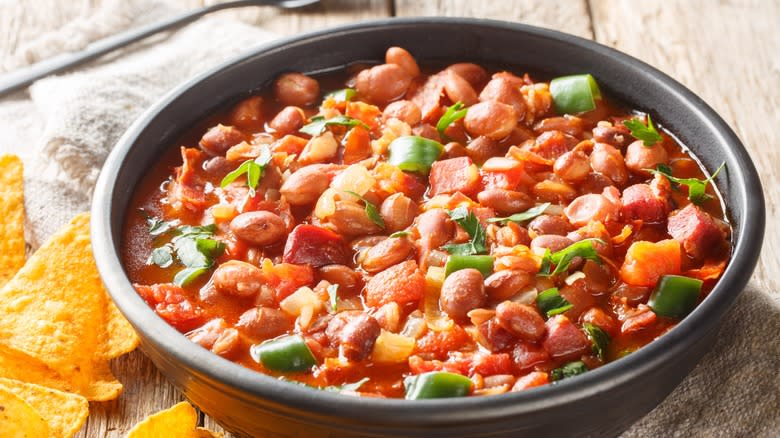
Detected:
left=0, top=0, right=319, bottom=97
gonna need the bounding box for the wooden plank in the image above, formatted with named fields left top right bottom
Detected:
left=394, top=0, right=593, bottom=39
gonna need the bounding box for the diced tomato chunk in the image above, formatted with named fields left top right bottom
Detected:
left=621, top=183, right=669, bottom=223
left=667, top=204, right=726, bottom=258
left=346, top=101, right=382, bottom=131
left=273, top=134, right=309, bottom=155
left=621, top=306, right=658, bottom=334
left=619, top=239, right=681, bottom=287
left=408, top=355, right=471, bottom=376
left=470, top=353, right=513, bottom=376
left=283, top=224, right=351, bottom=267
left=135, top=283, right=204, bottom=332
left=542, top=315, right=591, bottom=361
left=342, top=125, right=372, bottom=164
left=429, top=157, right=481, bottom=196
left=263, top=262, right=315, bottom=301
left=512, top=342, right=551, bottom=372
left=512, top=371, right=550, bottom=391
left=414, top=324, right=471, bottom=360
left=364, top=260, right=426, bottom=307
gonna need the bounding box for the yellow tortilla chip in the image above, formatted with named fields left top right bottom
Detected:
left=0, top=212, right=138, bottom=400
left=0, top=377, right=88, bottom=438
left=0, top=155, right=25, bottom=287
left=126, top=402, right=223, bottom=438
left=0, top=386, right=50, bottom=438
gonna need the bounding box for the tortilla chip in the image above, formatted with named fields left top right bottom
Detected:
left=0, top=386, right=50, bottom=437
left=0, top=212, right=138, bottom=400
left=0, top=377, right=88, bottom=438
left=0, top=155, right=25, bottom=287
left=127, top=402, right=223, bottom=438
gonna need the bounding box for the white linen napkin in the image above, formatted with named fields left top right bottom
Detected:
left=0, top=1, right=776, bottom=436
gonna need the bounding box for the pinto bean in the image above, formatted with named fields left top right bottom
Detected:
left=590, top=143, right=628, bottom=186
left=362, top=237, right=414, bottom=273
left=554, top=150, right=591, bottom=182
left=230, top=211, right=286, bottom=246
left=442, top=142, right=468, bottom=159
left=477, top=189, right=533, bottom=215
left=446, top=63, right=488, bottom=87
left=495, top=301, right=546, bottom=342
left=444, top=70, right=478, bottom=106
left=495, top=224, right=531, bottom=247
left=383, top=100, right=422, bottom=125
left=530, top=235, right=574, bottom=253
left=385, top=47, right=420, bottom=77
left=212, top=260, right=265, bottom=298
left=268, top=106, right=305, bottom=135
left=211, top=327, right=241, bottom=358
left=199, top=124, right=244, bottom=156
left=417, top=209, right=454, bottom=250
left=237, top=307, right=292, bottom=341
left=202, top=156, right=234, bottom=178
left=319, top=264, right=362, bottom=291
left=440, top=268, right=487, bottom=320
left=379, top=193, right=417, bottom=232
left=355, top=64, right=412, bottom=105
left=413, top=123, right=439, bottom=140
left=624, top=140, right=669, bottom=174
left=327, top=312, right=381, bottom=361
left=187, top=319, right=242, bottom=358
left=484, top=269, right=534, bottom=302
left=280, top=165, right=330, bottom=205
left=329, top=201, right=382, bottom=236
left=534, top=116, right=585, bottom=138
left=527, top=214, right=573, bottom=237
left=274, top=72, right=320, bottom=107
left=479, top=77, right=527, bottom=117
left=464, top=101, right=518, bottom=140
left=592, top=123, right=632, bottom=148
left=464, top=136, right=504, bottom=164
left=563, top=193, right=620, bottom=227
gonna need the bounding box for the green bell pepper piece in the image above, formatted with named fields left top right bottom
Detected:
left=404, top=372, right=472, bottom=400
left=550, top=74, right=601, bottom=114
left=444, top=255, right=494, bottom=277
left=388, top=136, right=443, bottom=173
left=648, top=275, right=703, bottom=318
left=250, top=335, right=317, bottom=372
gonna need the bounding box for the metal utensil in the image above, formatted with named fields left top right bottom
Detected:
left=0, top=0, right=319, bottom=97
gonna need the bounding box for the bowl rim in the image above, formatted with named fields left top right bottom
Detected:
left=91, top=16, right=765, bottom=427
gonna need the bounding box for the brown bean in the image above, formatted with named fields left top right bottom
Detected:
left=590, top=143, right=628, bottom=186
left=319, top=264, right=362, bottom=291
left=199, top=124, right=244, bottom=156
left=379, top=193, right=417, bottom=232
left=592, top=123, right=632, bottom=148
left=355, top=64, right=412, bottom=105
left=280, top=165, right=330, bottom=206
left=230, top=211, right=286, bottom=246
left=527, top=215, right=573, bottom=237
left=534, top=116, right=585, bottom=138
left=442, top=142, right=468, bottom=159
left=202, top=156, right=234, bottom=178
left=385, top=47, right=420, bottom=77
left=464, top=101, right=518, bottom=140
left=479, top=77, right=527, bottom=117
left=446, top=63, right=488, bottom=87
left=362, top=237, right=414, bottom=273
left=187, top=319, right=229, bottom=349
left=327, top=312, right=381, bottom=361
left=268, top=106, right=305, bottom=135
left=212, top=260, right=265, bottom=298
left=440, top=268, right=487, bottom=320
left=383, top=100, right=422, bottom=126
left=417, top=209, right=454, bottom=250
left=374, top=302, right=401, bottom=332
left=328, top=201, right=382, bottom=236
left=624, top=140, right=669, bottom=174
left=412, top=123, right=439, bottom=140
left=495, top=223, right=531, bottom=247
left=484, top=269, right=534, bottom=302
left=211, top=327, right=241, bottom=358
left=495, top=301, right=546, bottom=342
left=237, top=307, right=292, bottom=341
left=274, top=72, right=320, bottom=107
left=477, top=189, right=533, bottom=215
left=444, top=70, right=478, bottom=106
left=530, top=234, right=574, bottom=253
left=553, top=150, right=591, bottom=182
left=465, top=136, right=504, bottom=164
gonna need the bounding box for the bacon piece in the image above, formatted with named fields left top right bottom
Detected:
left=541, top=315, right=591, bottom=361
left=282, top=224, right=351, bottom=268
left=512, top=342, right=551, bottom=372
left=429, top=157, right=481, bottom=196
left=621, top=183, right=669, bottom=223
left=667, top=204, right=726, bottom=258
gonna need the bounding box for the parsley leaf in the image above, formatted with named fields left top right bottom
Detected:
left=550, top=361, right=588, bottom=382
left=327, top=284, right=339, bottom=312
left=300, top=115, right=369, bottom=137
left=536, top=287, right=573, bottom=317
left=623, top=114, right=663, bottom=146
left=146, top=215, right=173, bottom=236
left=538, top=239, right=603, bottom=277
left=441, top=207, right=487, bottom=256
left=325, top=88, right=357, bottom=102
left=487, top=202, right=551, bottom=224
left=147, top=246, right=174, bottom=268
left=220, top=145, right=273, bottom=197
left=436, top=102, right=468, bottom=141
left=389, top=231, right=411, bottom=238
left=147, top=222, right=226, bottom=286
left=647, top=162, right=725, bottom=205
left=583, top=323, right=610, bottom=360
left=344, top=191, right=385, bottom=229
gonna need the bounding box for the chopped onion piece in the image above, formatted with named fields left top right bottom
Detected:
left=280, top=286, right=323, bottom=318
left=510, top=287, right=538, bottom=305
left=401, top=311, right=427, bottom=339
left=564, top=271, right=586, bottom=285
left=331, top=164, right=375, bottom=195
left=372, top=330, right=416, bottom=363
left=424, top=266, right=453, bottom=331
left=314, top=188, right=339, bottom=219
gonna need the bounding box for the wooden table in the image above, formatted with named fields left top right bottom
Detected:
left=2, top=0, right=778, bottom=436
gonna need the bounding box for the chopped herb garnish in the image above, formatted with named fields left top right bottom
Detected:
left=536, top=287, right=573, bottom=317
left=327, top=283, right=339, bottom=312
left=325, top=88, right=357, bottom=102
left=146, top=221, right=225, bottom=286
left=436, top=102, right=468, bottom=141
left=539, top=239, right=603, bottom=277
left=487, top=202, right=551, bottom=224
left=441, top=207, right=487, bottom=256
left=146, top=215, right=173, bottom=236
left=147, top=246, right=173, bottom=268
left=389, top=231, right=411, bottom=238
left=323, top=377, right=370, bottom=393
left=300, top=115, right=368, bottom=136
left=647, top=162, right=725, bottom=205
left=220, top=145, right=273, bottom=197
left=623, top=114, right=663, bottom=146
left=583, top=323, right=610, bottom=360
left=344, top=191, right=385, bottom=229
left=550, top=361, right=588, bottom=382
left=172, top=266, right=210, bottom=287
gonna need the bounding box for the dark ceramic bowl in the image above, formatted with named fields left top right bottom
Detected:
left=92, top=18, right=765, bottom=438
